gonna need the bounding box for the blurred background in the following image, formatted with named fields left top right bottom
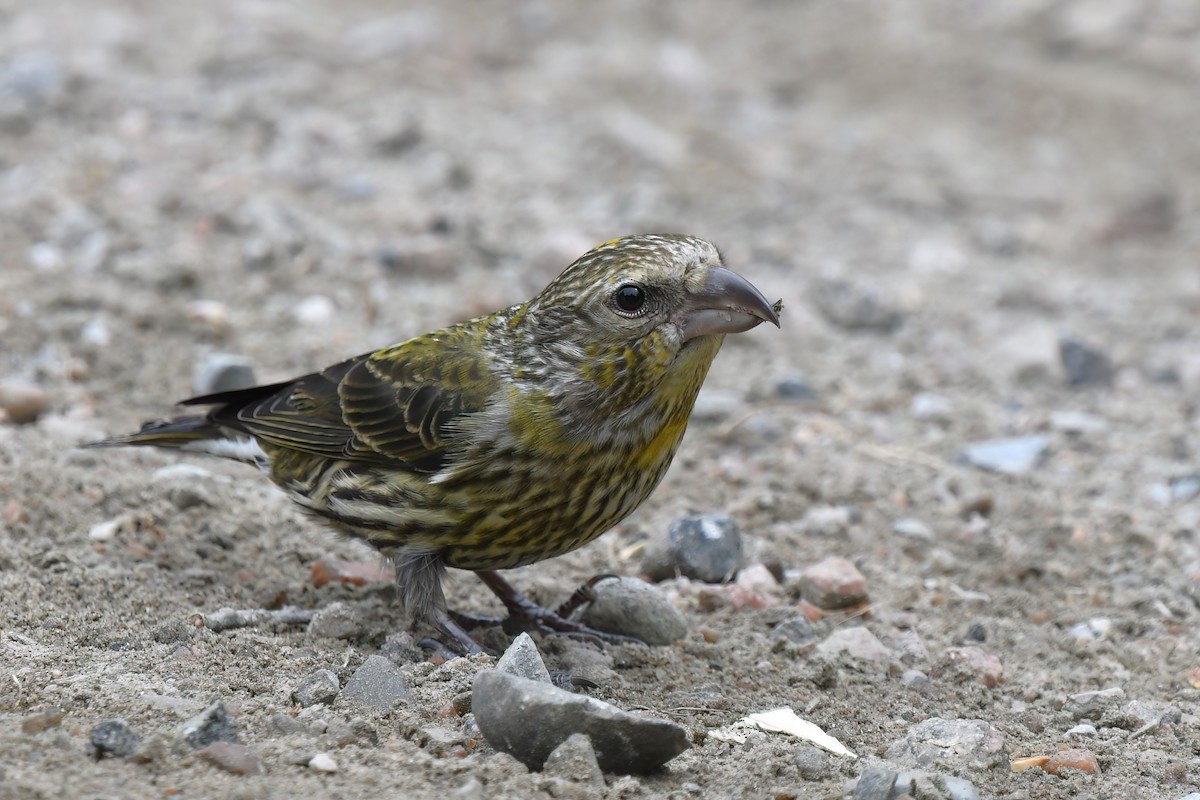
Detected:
left=2, top=0, right=1196, bottom=411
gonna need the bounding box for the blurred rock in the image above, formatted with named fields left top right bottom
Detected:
left=89, top=719, right=140, bottom=759
left=186, top=300, right=231, bottom=336
left=307, top=602, right=368, bottom=640
left=901, top=669, right=933, bottom=695
left=740, top=535, right=786, bottom=582
left=892, top=517, right=934, bottom=541
left=642, top=513, right=742, bottom=583
left=578, top=576, right=687, bottom=645
left=775, top=374, right=816, bottom=400
left=2, top=50, right=63, bottom=105
left=798, top=505, right=855, bottom=537
left=199, top=742, right=261, bottom=775
left=1059, top=335, right=1113, bottom=387
left=1049, top=410, right=1108, bottom=434
left=940, top=646, right=1003, bottom=688
left=817, top=627, right=892, bottom=663
left=180, top=702, right=239, bottom=748
left=1106, top=699, right=1181, bottom=730
left=911, top=392, right=953, bottom=421
left=1067, top=617, right=1112, bottom=641
left=771, top=616, right=818, bottom=646
left=961, top=435, right=1048, bottom=475
left=798, top=556, right=868, bottom=609
left=854, top=767, right=981, bottom=800
left=991, top=324, right=1060, bottom=385
left=193, top=353, right=257, bottom=396
left=293, top=295, right=335, bottom=327
left=0, top=378, right=49, bottom=424
left=308, top=752, right=338, bottom=773
left=885, top=717, right=1008, bottom=771
left=1064, top=687, right=1125, bottom=720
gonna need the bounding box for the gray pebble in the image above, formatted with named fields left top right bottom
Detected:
left=775, top=374, right=816, bottom=400
left=543, top=733, right=606, bottom=789
left=495, top=632, right=552, bottom=683
left=1059, top=335, right=1113, bottom=387
left=578, top=576, right=687, bottom=645
left=961, top=435, right=1048, bottom=475
left=199, top=741, right=261, bottom=775
left=3, top=50, right=62, bottom=103
left=900, top=669, right=933, bottom=695
left=269, top=712, right=306, bottom=734
left=380, top=631, right=425, bottom=664
left=1106, top=699, right=1181, bottom=730
left=472, top=670, right=689, bottom=774
left=291, top=669, right=340, bottom=707
left=816, top=627, right=892, bottom=663
left=892, top=517, right=934, bottom=541
left=1063, top=686, right=1125, bottom=720
left=1067, top=617, right=1112, bottom=641
left=852, top=765, right=897, bottom=800
left=307, top=601, right=369, bottom=640
left=193, top=353, right=257, bottom=396
left=642, top=513, right=742, bottom=583
left=455, top=777, right=485, bottom=800
left=180, top=701, right=239, bottom=749
left=884, top=717, right=1008, bottom=771
left=342, top=654, right=411, bottom=712
left=1170, top=474, right=1200, bottom=504
left=771, top=616, right=818, bottom=645
left=939, top=774, right=981, bottom=800
left=894, top=770, right=980, bottom=800
left=89, top=718, right=140, bottom=759
left=793, top=743, right=831, bottom=781
left=911, top=392, right=953, bottom=420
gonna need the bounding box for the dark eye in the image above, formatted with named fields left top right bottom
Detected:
left=614, top=283, right=647, bottom=314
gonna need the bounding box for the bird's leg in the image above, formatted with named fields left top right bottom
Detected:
left=474, top=570, right=642, bottom=646
left=428, top=606, right=486, bottom=656
left=554, top=573, right=619, bottom=618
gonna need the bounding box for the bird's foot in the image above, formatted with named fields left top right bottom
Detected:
left=475, top=570, right=643, bottom=647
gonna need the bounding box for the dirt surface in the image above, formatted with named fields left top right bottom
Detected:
left=3, top=1, right=1200, bottom=798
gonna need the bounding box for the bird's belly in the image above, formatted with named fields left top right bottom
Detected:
left=435, top=440, right=681, bottom=571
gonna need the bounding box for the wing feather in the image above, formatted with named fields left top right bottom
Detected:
left=187, top=329, right=498, bottom=473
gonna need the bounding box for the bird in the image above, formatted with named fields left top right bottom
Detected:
left=88, top=234, right=781, bottom=653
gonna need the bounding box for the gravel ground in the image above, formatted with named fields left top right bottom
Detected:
left=3, top=1, right=1200, bottom=798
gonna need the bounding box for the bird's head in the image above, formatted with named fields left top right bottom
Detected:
left=513, top=234, right=780, bottom=412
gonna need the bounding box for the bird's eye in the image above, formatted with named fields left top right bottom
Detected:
left=613, top=283, right=647, bottom=314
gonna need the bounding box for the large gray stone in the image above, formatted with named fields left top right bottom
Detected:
left=472, top=670, right=689, bottom=774
left=342, top=655, right=411, bottom=712
left=578, top=576, right=687, bottom=645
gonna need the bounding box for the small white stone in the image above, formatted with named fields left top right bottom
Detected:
left=293, top=295, right=335, bottom=326
left=88, top=518, right=122, bottom=541
left=308, top=752, right=338, bottom=773
left=80, top=319, right=111, bottom=347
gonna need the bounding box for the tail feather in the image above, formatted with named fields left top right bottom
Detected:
left=85, top=416, right=267, bottom=465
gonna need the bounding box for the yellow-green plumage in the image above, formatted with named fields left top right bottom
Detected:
left=90, top=234, right=779, bottom=651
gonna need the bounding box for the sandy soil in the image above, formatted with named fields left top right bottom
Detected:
left=2, top=1, right=1200, bottom=798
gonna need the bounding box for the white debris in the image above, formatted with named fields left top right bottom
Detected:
left=709, top=707, right=855, bottom=758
